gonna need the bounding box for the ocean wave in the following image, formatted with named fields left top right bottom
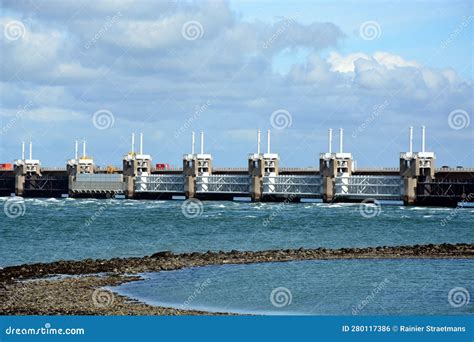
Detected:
left=45, top=198, right=61, bottom=202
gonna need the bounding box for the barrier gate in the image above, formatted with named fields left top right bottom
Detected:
left=335, top=175, right=402, bottom=199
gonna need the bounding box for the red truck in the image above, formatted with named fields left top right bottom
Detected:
left=0, top=163, right=13, bottom=170
left=155, top=163, right=170, bottom=170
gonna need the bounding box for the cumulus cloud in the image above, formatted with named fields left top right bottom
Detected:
left=0, top=1, right=471, bottom=167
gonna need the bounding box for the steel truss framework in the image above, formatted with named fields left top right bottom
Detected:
left=25, top=176, right=68, bottom=191
left=263, top=175, right=322, bottom=195
left=135, top=175, right=185, bottom=193
left=335, top=175, right=402, bottom=198
left=196, top=175, right=250, bottom=194
left=417, top=181, right=474, bottom=198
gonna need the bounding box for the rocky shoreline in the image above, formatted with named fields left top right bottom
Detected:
left=1, top=243, right=473, bottom=315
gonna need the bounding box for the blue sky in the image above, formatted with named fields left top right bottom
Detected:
left=229, top=0, right=473, bottom=78
left=0, top=0, right=472, bottom=168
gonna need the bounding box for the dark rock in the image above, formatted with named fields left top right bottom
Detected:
left=150, top=251, right=173, bottom=259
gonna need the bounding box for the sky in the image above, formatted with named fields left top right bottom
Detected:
left=0, top=0, right=473, bottom=168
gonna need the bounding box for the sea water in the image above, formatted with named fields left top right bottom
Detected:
left=1, top=197, right=472, bottom=267
left=111, top=259, right=473, bottom=315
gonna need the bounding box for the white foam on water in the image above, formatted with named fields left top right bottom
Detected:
left=327, top=204, right=343, bottom=208
left=79, top=199, right=99, bottom=204
left=145, top=203, right=166, bottom=209
left=45, top=198, right=60, bottom=202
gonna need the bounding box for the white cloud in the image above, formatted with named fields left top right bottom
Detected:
left=327, top=52, right=370, bottom=73
left=327, top=51, right=419, bottom=74
left=0, top=1, right=471, bottom=167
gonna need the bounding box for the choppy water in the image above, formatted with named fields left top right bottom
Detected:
left=1, top=197, right=473, bottom=267
left=111, top=259, right=474, bottom=315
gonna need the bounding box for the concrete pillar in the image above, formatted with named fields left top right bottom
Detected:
left=183, top=156, right=197, bottom=198
left=399, top=156, right=419, bottom=205
left=66, top=163, right=77, bottom=197
left=248, top=156, right=262, bottom=201
left=14, top=160, right=42, bottom=197
left=14, top=164, right=25, bottom=196
left=321, top=177, right=333, bottom=203
left=123, top=159, right=135, bottom=199
left=400, top=150, right=435, bottom=205
left=123, top=156, right=152, bottom=199
left=403, top=177, right=417, bottom=205
left=319, top=156, right=336, bottom=203
left=123, top=176, right=135, bottom=199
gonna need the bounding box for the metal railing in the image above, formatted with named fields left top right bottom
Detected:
left=263, top=175, right=322, bottom=195
left=135, top=175, right=185, bottom=193
left=196, top=175, right=250, bottom=194
left=354, top=167, right=400, bottom=172
left=335, top=175, right=402, bottom=198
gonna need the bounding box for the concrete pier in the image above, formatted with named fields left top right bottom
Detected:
left=248, top=154, right=263, bottom=201
left=14, top=142, right=41, bottom=196
left=319, top=128, right=353, bottom=203
left=123, top=133, right=152, bottom=199
left=400, top=126, right=436, bottom=205
left=183, top=132, right=213, bottom=199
